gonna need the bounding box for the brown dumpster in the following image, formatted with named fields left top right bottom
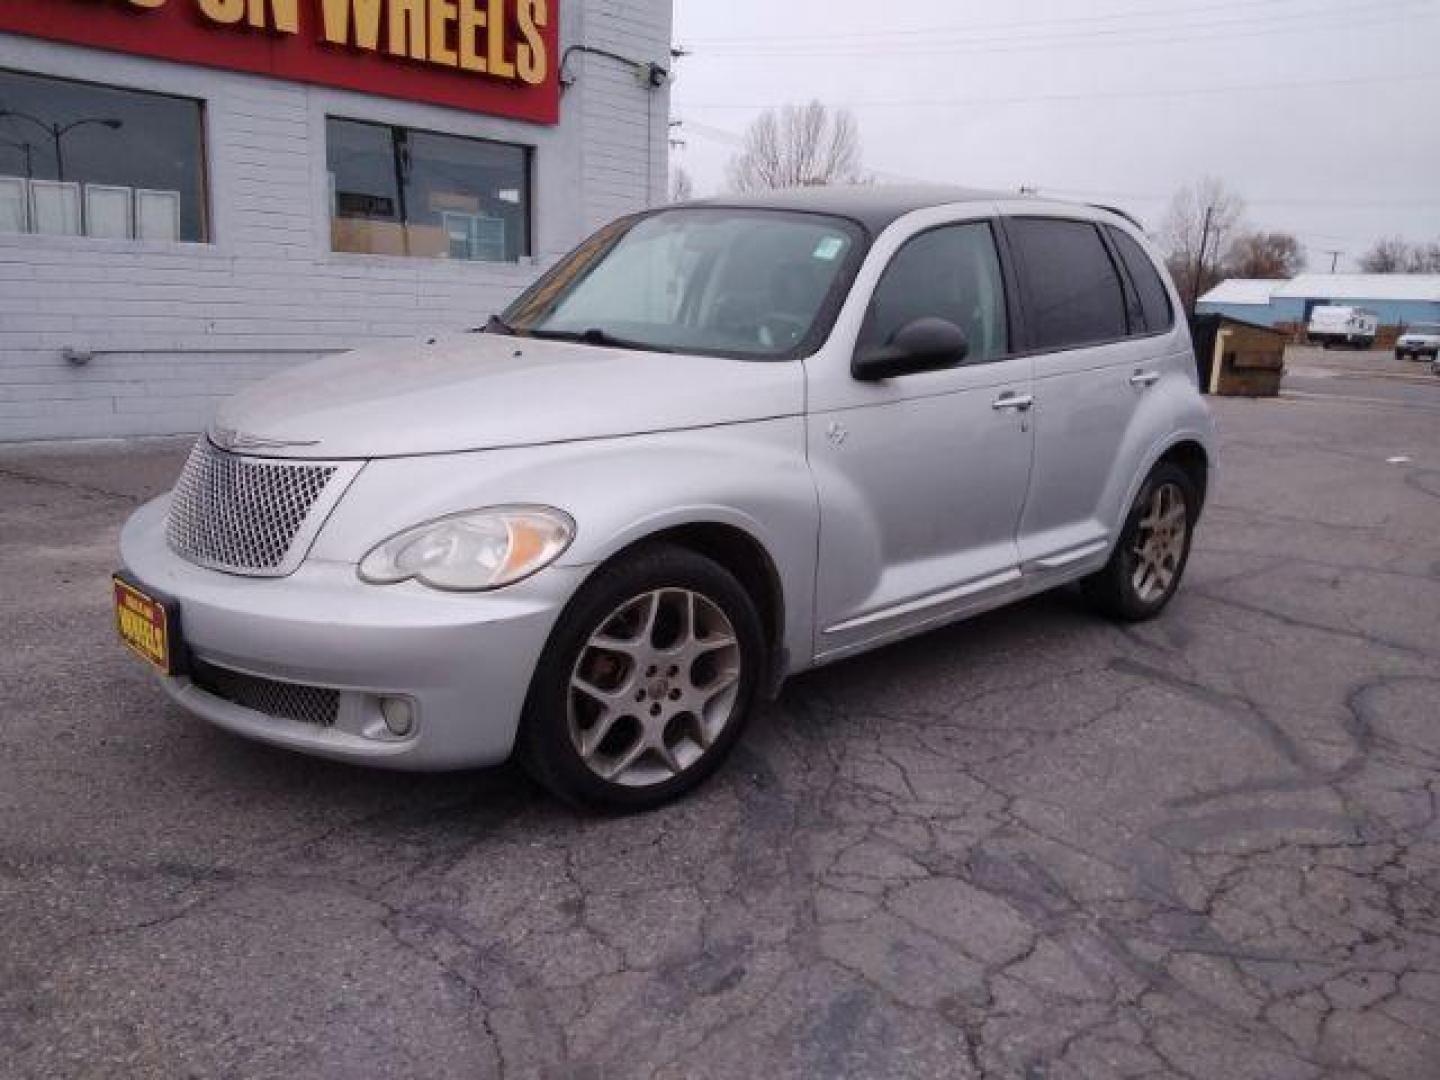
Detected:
left=1190, top=314, right=1287, bottom=397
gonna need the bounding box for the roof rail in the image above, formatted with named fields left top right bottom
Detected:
left=1089, top=203, right=1145, bottom=231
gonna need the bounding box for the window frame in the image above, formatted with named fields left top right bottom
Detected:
left=502, top=206, right=873, bottom=363
left=855, top=218, right=1021, bottom=369
left=325, top=114, right=534, bottom=263
left=1102, top=223, right=1176, bottom=337
left=0, top=65, right=211, bottom=245
left=995, top=214, right=1141, bottom=356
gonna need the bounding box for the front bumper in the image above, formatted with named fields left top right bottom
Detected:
left=119, top=496, right=586, bottom=770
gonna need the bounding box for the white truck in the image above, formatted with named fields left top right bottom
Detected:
left=1307, top=305, right=1378, bottom=349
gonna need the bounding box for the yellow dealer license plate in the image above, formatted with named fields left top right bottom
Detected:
left=113, top=573, right=181, bottom=676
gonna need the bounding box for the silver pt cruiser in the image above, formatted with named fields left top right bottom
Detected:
left=116, top=187, right=1215, bottom=810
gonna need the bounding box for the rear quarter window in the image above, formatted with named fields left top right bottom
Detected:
left=1007, top=218, right=1128, bottom=351
left=1107, top=226, right=1175, bottom=334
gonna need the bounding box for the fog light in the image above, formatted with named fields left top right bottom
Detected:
left=380, top=697, right=414, bottom=737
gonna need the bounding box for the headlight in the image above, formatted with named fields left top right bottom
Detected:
left=358, top=506, right=575, bottom=591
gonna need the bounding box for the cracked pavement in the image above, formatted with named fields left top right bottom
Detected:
left=2, top=371, right=1439, bottom=1079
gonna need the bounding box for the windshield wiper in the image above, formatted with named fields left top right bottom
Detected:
left=524, top=327, right=675, bottom=353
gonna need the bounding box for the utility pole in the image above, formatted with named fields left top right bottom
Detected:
left=1323, top=249, right=1343, bottom=273
left=1190, top=204, right=1214, bottom=315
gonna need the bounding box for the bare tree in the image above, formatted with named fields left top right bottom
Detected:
left=1359, top=236, right=1440, bottom=273
left=1161, top=178, right=1246, bottom=312
left=1224, top=230, right=1305, bottom=279
left=726, top=101, right=864, bottom=193
left=669, top=165, right=694, bottom=204
left=1359, top=237, right=1413, bottom=273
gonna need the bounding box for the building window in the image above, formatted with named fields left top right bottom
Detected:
left=0, top=69, right=207, bottom=242
left=327, top=118, right=530, bottom=262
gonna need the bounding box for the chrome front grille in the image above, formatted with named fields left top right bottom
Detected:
left=165, top=438, right=337, bottom=575
left=191, top=661, right=340, bottom=728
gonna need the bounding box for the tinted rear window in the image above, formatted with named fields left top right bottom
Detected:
left=1108, top=226, right=1174, bottom=333
left=1008, top=218, right=1127, bottom=350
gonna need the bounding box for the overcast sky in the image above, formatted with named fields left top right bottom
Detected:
left=669, top=0, right=1440, bottom=270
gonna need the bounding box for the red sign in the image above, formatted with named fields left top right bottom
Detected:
left=0, top=0, right=560, bottom=125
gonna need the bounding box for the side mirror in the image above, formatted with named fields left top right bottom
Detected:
left=852, top=317, right=970, bottom=381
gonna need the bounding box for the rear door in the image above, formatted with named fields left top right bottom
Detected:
left=1002, top=215, right=1165, bottom=571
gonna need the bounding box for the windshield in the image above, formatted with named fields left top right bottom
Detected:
left=500, top=208, right=864, bottom=359
left=1406, top=323, right=1440, bottom=335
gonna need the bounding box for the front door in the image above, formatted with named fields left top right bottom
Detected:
left=808, top=219, right=1034, bottom=661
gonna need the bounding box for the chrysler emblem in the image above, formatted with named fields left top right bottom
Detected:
left=210, top=426, right=319, bottom=452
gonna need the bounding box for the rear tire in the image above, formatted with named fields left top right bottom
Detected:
left=515, top=544, right=765, bottom=812
left=1083, top=463, right=1198, bottom=622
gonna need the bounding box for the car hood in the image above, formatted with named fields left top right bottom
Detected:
left=210, top=333, right=805, bottom=459
left=1399, top=333, right=1440, bottom=343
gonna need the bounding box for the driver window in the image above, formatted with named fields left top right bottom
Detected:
left=859, top=222, right=1009, bottom=362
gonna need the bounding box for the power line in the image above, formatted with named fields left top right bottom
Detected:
left=674, top=118, right=744, bottom=146
left=678, top=70, right=1440, bottom=113
left=684, top=0, right=1372, bottom=46
left=675, top=125, right=1435, bottom=212
left=686, top=0, right=1435, bottom=58
left=1036, top=184, right=1437, bottom=210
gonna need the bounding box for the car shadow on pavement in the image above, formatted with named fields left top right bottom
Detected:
left=160, top=586, right=1093, bottom=820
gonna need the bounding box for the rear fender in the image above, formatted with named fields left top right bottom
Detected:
left=1100, top=363, right=1216, bottom=544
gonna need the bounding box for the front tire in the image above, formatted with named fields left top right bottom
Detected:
left=1083, top=463, right=1198, bottom=622
left=516, top=544, right=765, bottom=812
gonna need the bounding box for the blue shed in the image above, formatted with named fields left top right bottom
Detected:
left=1194, top=279, right=1284, bottom=323
left=1199, top=274, right=1440, bottom=332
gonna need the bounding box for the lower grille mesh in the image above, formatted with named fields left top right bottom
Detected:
left=191, top=661, right=339, bottom=728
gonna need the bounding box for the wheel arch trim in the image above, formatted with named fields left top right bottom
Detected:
left=561, top=508, right=797, bottom=692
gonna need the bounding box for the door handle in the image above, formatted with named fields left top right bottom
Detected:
left=1129, top=370, right=1161, bottom=388
left=992, top=392, right=1034, bottom=412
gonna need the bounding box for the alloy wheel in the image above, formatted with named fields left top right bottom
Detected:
left=1130, top=481, right=1188, bottom=603
left=567, top=588, right=742, bottom=788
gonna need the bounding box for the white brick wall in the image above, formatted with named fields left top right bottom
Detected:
left=0, top=0, right=672, bottom=442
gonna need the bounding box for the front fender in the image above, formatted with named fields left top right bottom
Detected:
left=311, top=417, right=819, bottom=673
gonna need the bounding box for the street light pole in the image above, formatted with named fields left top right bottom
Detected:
left=0, top=108, right=123, bottom=183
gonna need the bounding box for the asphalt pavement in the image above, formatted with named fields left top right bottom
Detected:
left=1284, top=344, right=1440, bottom=413
left=2, top=366, right=1439, bottom=1079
